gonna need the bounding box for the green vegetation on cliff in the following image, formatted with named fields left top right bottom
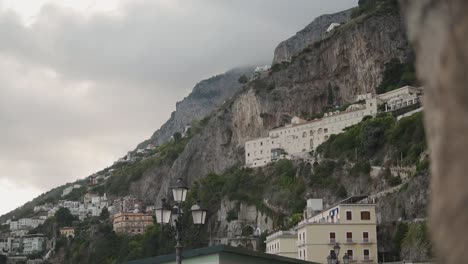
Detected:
left=105, top=117, right=209, bottom=195
left=187, top=160, right=307, bottom=227
left=318, top=112, right=426, bottom=166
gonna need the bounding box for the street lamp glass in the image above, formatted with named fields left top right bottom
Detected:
left=191, top=201, right=207, bottom=225
left=171, top=178, right=188, bottom=203
left=155, top=206, right=172, bottom=224
left=333, top=243, right=341, bottom=257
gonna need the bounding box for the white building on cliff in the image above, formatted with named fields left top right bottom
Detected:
left=245, top=86, right=423, bottom=168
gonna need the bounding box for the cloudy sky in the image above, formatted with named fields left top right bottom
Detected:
left=0, top=0, right=356, bottom=215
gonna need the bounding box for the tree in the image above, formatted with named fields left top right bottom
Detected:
left=55, top=207, right=76, bottom=227
left=173, top=132, right=182, bottom=142
left=100, top=207, right=110, bottom=220
left=238, top=75, right=248, bottom=84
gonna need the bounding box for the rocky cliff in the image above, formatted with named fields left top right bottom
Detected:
left=272, top=8, right=353, bottom=64
left=138, top=67, right=253, bottom=148
left=130, top=8, right=412, bottom=203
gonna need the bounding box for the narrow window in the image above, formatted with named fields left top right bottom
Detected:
left=347, top=250, right=353, bottom=260
left=329, top=232, right=336, bottom=243
left=346, top=232, right=353, bottom=243
left=346, top=211, right=352, bottom=220
left=363, top=232, right=369, bottom=243
left=364, top=249, right=370, bottom=260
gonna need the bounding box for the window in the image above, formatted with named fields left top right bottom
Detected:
left=364, top=249, right=370, bottom=260
left=346, top=211, right=352, bottom=220
left=329, top=232, right=336, bottom=243
left=346, top=232, right=353, bottom=243
left=363, top=232, right=369, bottom=243
left=361, top=211, right=371, bottom=220
left=347, top=250, right=354, bottom=260
left=247, top=153, right=250, bottom=157
left=260, top=142, right=263, bottom=146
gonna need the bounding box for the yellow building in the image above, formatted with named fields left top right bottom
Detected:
left=59, top=227, right=75, bottom=238
left=296, top=196, right=378, bottom=263
left=265, top=230, right=298, bottom=259
left=113, top=212, right=153, bottom=235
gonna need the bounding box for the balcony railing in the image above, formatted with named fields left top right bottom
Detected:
left=363, top=256, right=371, bottom=262
left=329, top=238, right=336, bottom=244
left=345, top=238, right=355, bottom=244
left=362, top=238, right=371, bottom=244
left=296, top=240, right=306, bottom=247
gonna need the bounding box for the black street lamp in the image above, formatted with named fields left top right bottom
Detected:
left=326, top=243, right=349, bottom=264
left=155, top=178, right=208, bottom=264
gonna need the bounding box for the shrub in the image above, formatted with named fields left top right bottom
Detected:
left=238, top=75, right=249, bottom=84
left=226, top=209, right=238, bottom=222
left=376, top=58, right=418, bottom=94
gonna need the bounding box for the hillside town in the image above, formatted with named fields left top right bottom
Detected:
left=0, top=83, right=425, bottom=264
left=3, top=0, right=460, bottom=262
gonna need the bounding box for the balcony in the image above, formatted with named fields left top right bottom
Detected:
left=328, top=239, right=336, bottom=245
left=344, top=239, right=356, bottom=244
left=296, top=240, right=306, bottom=247
left=362, top=238, right=371, bottom=244
left=363, top=256, right=372, bottom=262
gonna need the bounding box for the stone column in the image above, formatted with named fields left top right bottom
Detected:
left=400, top=1, right=468, bottom=263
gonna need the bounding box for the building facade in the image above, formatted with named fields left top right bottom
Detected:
left=59, top=227, right=75, bottom=238
left=113, top=212, right=153, bottom=235
left=265, top=231, right=298, bottom=259
left=245, top=97, right=378, bottom=167
left=295, top=197, right=378, bottom=263
left=245, top=86, right=423, bottom=168
left=22, top=235, right=45, bottom=254
left=377, top=86, right=422, bottom=112
left=265, top=197, right=378, bottom=264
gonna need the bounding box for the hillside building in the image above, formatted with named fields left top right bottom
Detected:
left=22, top=235, right=45, bottom=254
left=265, top=231, right=298, bottom=259
left=9, top=218, right=45, bottom=231
left=246, top=97, right=377, bottom=167
left=266, top=197, right=377, bottom=263
left=245, top=86, right=423, bottom=168
left=59, top=227, right=75, bottom=238
left=112, top=212, right=153, bottom=235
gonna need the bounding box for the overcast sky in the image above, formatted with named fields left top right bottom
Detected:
left=0, top=0, right=357, bottom=216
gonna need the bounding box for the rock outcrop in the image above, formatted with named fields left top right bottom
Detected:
left=138, top=67, right=253, bottom=148
left=272, top=8, right=354, bottom=64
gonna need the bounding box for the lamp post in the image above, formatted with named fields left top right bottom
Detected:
left=326, top=243, right=349, bottom=264
left=155, top=178, right=208, bottom=264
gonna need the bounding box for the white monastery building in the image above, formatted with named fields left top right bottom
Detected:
left=245, top=86, right=423, bottom=168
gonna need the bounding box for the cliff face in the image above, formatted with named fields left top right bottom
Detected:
left=139, top=68, right=253, bottom=148
left=130, top=11, right=411, bottom=204
left=272, top=8, right=353, bottom=64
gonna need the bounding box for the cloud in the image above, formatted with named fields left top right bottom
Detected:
left=0, top=0, right=357, bottom=214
